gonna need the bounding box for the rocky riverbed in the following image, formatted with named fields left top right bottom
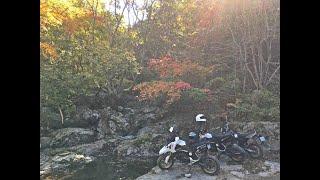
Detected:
left=40, top=97, right=280, bottom=179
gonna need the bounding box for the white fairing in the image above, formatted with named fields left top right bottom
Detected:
left=204, top=133, right=212, bottom=139
left=177, top=139, right=186, bottom=146
left=159, top=138, right=186, bottom=155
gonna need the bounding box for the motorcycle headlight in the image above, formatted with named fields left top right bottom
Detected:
left=234, top=134, right=238, bottom=138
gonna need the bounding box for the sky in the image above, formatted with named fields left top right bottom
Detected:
left=105, top=0, right=147, bottom=26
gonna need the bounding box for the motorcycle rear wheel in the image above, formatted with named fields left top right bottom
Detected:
left=157, top=153, right=174, bottom=170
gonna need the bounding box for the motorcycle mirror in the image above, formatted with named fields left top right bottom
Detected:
left=169, top=127, right=174, bottom=133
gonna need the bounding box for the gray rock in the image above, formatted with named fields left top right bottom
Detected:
left=69, top=107, right=101, bottom=127
left=49, top=128, right=95, bottom=148
left=264, top=161, right=280, bottom=174
left=124, top=107, right=135, bottom=114
left=151, top=167, right=162, bottom=174
left=143, top=113, right=157, bottom=121
left=141, top=107, right=157, bottom=114
left=137, top=127, right=153, bottom=136
left=40, top=152, right=93, bottom=178
left=96, top=107, right=134, bottom=137
left=269, top=140, right=280, bottom=151
left=222, top=165, right=243, bottom=171
left=230, top=171, right=245, bottom=178
left=121, top=135, right=135, bottom=140
left=69, top=140, right=108, bottom=156
left=126, top=146, right=139, bottom=155
left=136, top=160, right=280, bottom=180
left=83, top=109, right=100, bottom=123
left=40, top=137, right=52, bottom=149
left=109, top=121, right=117, bottom=133
left=118, top=106, right=124, bottom=111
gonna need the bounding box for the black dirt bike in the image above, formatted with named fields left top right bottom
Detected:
left=205, top=129, right=248, bottom=162
left=221, top=121, right=267, bottom=159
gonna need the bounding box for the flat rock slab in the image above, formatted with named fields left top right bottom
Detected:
left=136, top=161, right=280, bottom=180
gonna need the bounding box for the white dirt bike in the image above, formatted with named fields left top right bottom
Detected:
left=157, top=127, right=220, bottom=176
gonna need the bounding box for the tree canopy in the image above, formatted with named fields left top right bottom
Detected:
left=41, top=0, right=280, bottom=129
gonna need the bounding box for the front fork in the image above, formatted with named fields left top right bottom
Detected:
left=164, top=152, right=172, bottom=164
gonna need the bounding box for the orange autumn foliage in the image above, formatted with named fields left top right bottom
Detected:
left=134, top=56, right=215, bottom=106
left=40, top=42, right=58, bottom=60
left=133, top=81, right=192, bottom=105
left=148, top=55, right=214, bottom=86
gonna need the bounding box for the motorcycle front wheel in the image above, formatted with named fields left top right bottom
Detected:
left=157, top=153, right=174, bottom=170
left=200, top=155, right=220, bottom=175
left=228, top=144, right=247, bottom=162
left=230, top=152, right=245, bottom=162
left=247, top=144, right=263, bottom=159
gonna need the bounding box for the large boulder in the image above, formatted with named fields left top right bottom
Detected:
left=96, top=107, right=131, bottom=137
left=95, top=106, right=161, bottom=137
left=68, top=139, right=109, bottom=156
left=40, top=138, right=122, bottom=178
left=115, top=133, right=165, bottom=159
left=40, top=137, right=52, bottom=149
left=68, top=106, right=100, bottom=128
left=49, top=128, right=95, bottom=148
left=40, top=151, right=93, bottom=178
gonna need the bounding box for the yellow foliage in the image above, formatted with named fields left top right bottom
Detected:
left=40, top=42, right=58, bottom=60
left=41, top=0, right=105, bottom=33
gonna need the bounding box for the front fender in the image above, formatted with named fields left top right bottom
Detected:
left=232, top=143, right=247, bottom=155
left=159, top=146, right=170, bottom=155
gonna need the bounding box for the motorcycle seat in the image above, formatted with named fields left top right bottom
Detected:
left=211, top=132, right=230, bottom=140
left=238, top=131, right=256, bottom=138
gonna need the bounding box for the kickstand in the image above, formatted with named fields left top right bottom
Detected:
left=183, top=164, right=192, bottom=178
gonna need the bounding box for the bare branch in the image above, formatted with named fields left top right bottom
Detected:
left=266, top=65, right=280, bottom=86
left=58, top=106, right=64, bottom=125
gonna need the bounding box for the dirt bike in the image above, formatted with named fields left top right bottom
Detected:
left=221, top=121, right=266, bottom=159
left=157, top=127, right=220, bottom=176
left=204, top=130, right=248, bottom=163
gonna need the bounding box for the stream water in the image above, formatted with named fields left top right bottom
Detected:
left=62, top=156, right=156, bottom=180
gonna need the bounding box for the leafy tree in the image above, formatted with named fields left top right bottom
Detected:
left=40, top=0, right=141, bottom=128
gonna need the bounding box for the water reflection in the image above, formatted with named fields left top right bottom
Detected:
left=64, top=157, right=156, bottom=180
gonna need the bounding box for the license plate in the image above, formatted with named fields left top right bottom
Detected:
left=259, top=136, right=266, bottom=142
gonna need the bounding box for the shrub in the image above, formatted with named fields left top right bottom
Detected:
left=147, top=55, right=214, bottom=86
left=133, top=81, right=183, bottom=106
left=230, top=89, right=280, bottom=122
left=205, top=77, right=226, bottom=90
